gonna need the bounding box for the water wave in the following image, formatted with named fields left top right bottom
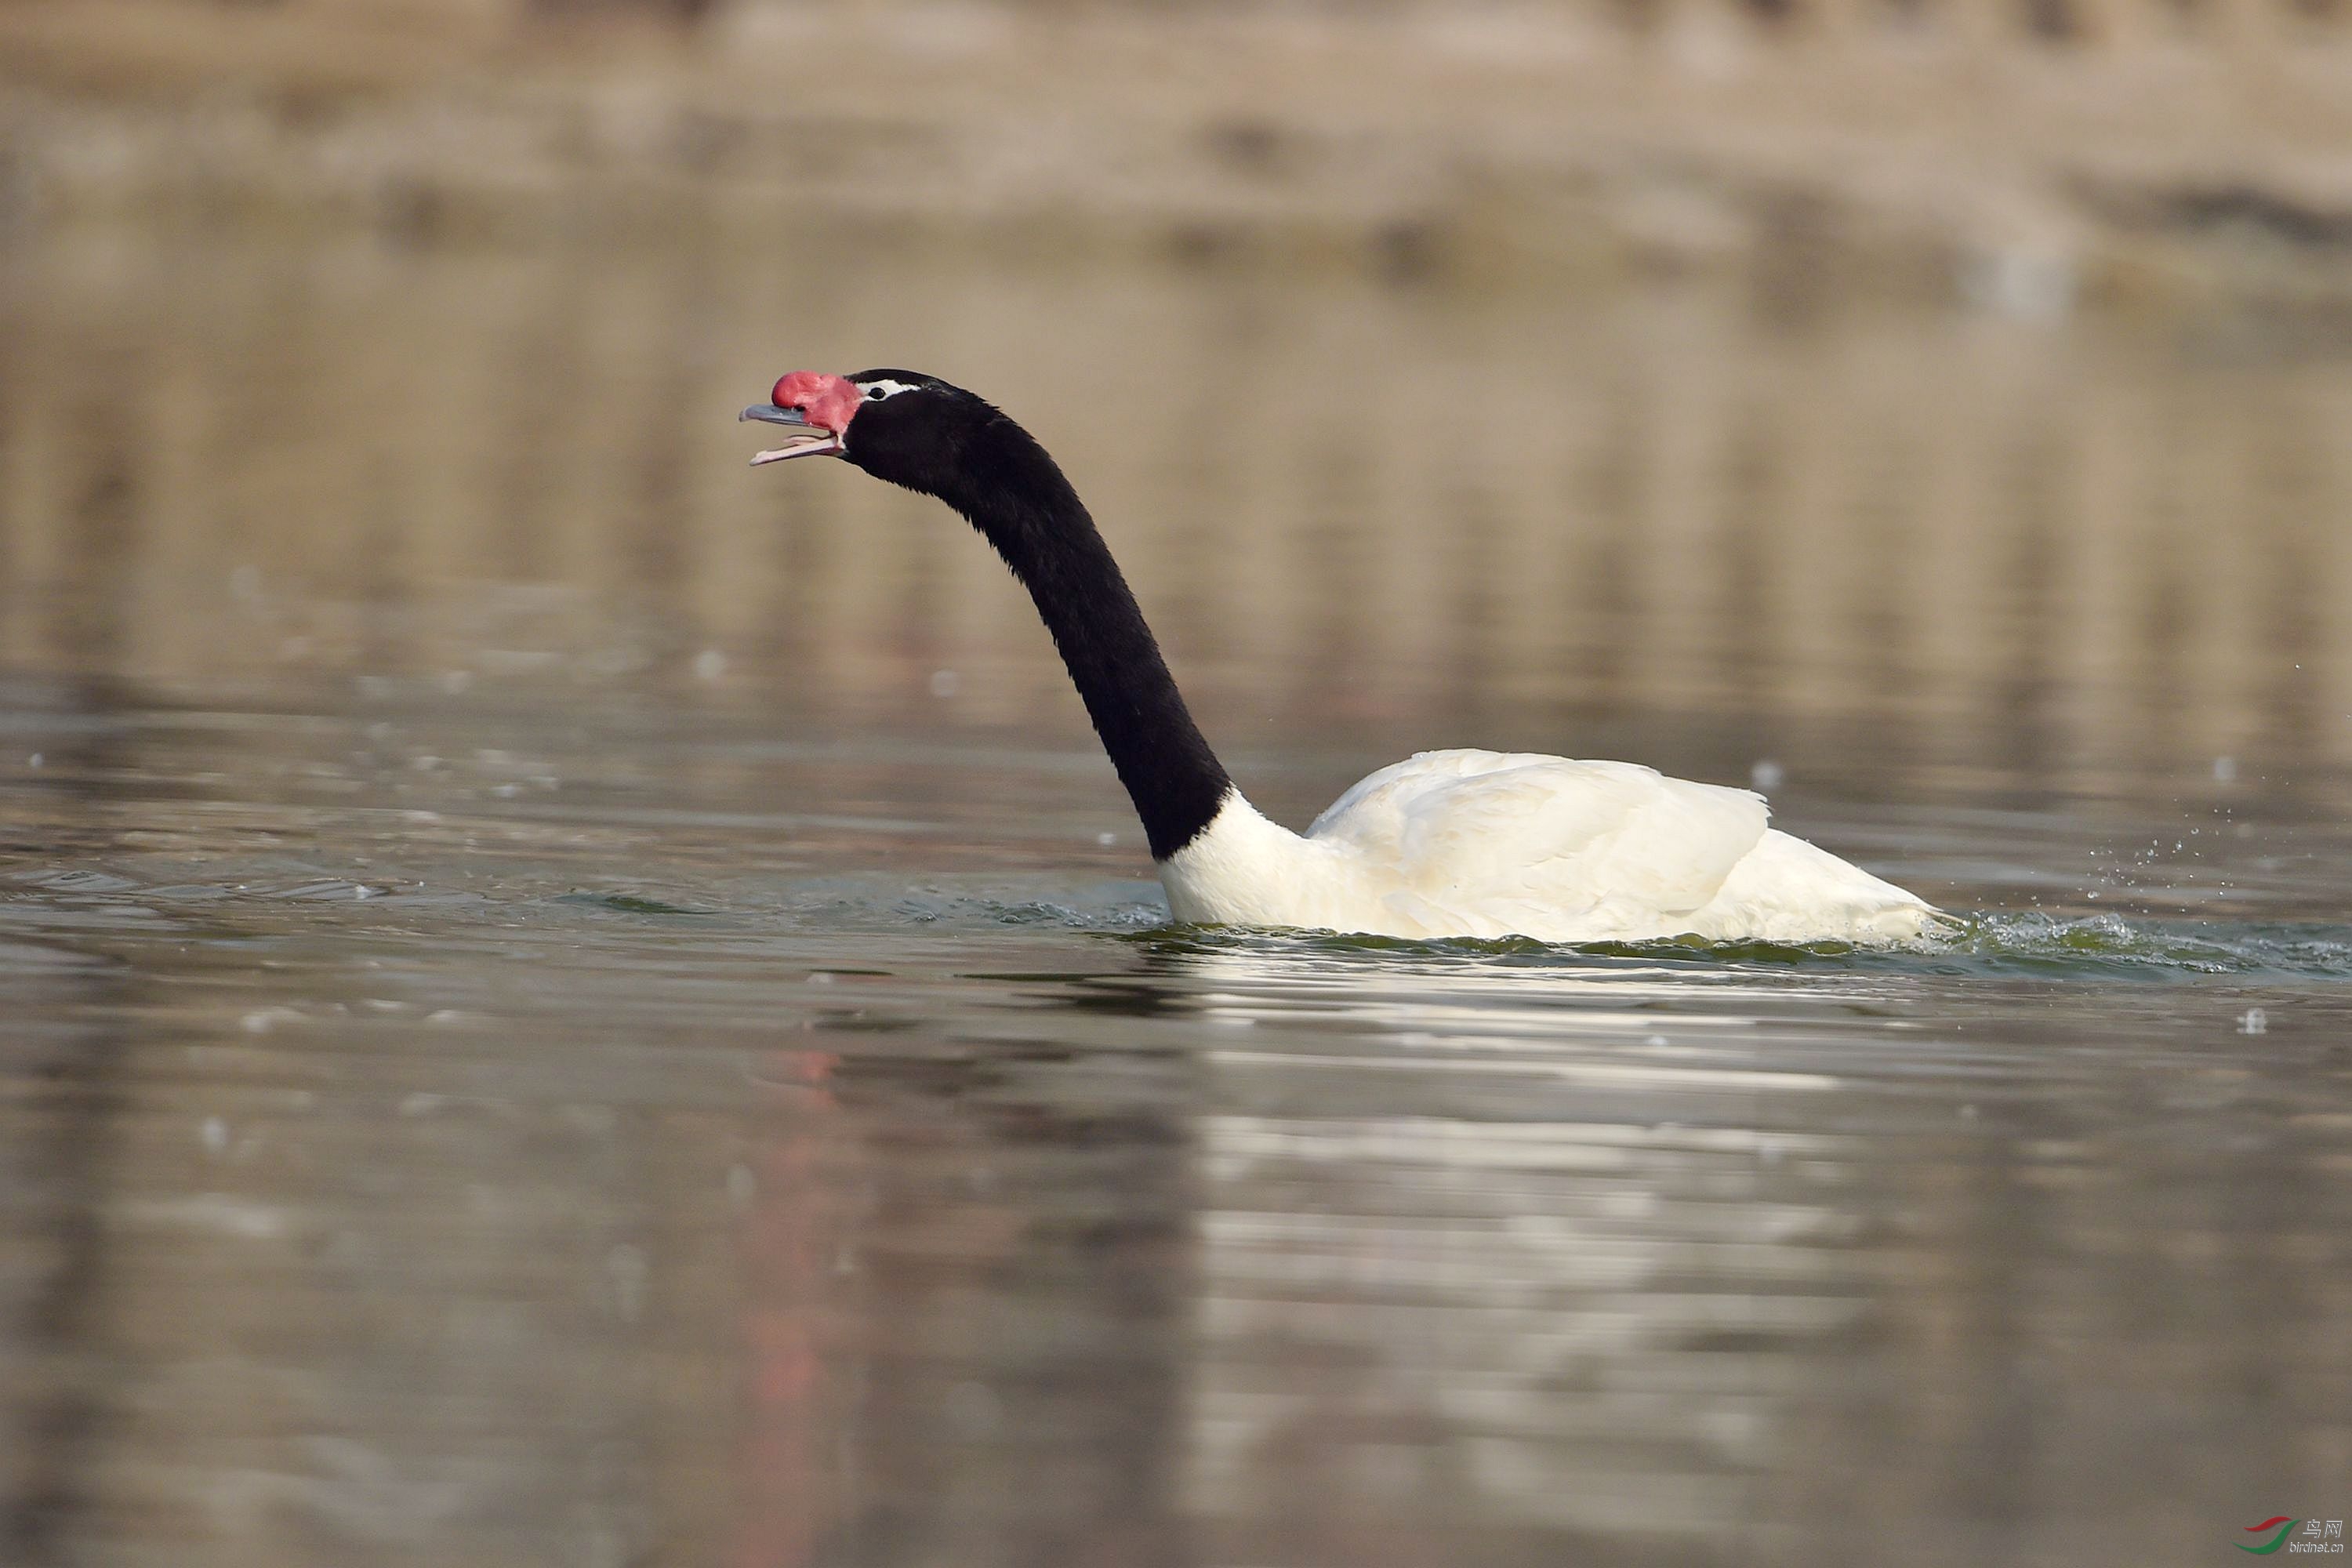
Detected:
left=1120, top=907, right=2352, bottom=982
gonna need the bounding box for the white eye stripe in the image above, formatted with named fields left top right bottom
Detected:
left=858, top=379, right=923, bottom=402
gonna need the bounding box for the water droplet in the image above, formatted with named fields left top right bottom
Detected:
left=26, top=753, right=41, bottom=768
left=2212, top=755, right=2238, bottom=783
left=201, top=1116, right=228, bottom=1155
left=439, top=670, right=473, bottom=695
left=694, top=648, right=728, bottom=681
left=727, top=1164, right=756, bottom=1208
left=1096, top=831, right=1116, bottom=847
left=929, top=669, right=960, bottom=699
left=1749, top=759, right=1784, bottom=791
left=2238, top=1007, right=2268, bottom=1036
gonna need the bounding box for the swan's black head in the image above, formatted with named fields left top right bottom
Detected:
left=741, top=368, right=1007, bottom=499
left=741, top=367, right=1228, bottom=860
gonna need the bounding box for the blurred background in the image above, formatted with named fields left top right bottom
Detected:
left=4, top=3, right=2352, bottom=1566
left=5, top=0, right=2352, bottom=771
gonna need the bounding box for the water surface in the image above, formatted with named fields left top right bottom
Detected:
left=2, top=222, right=2350, bottom=1566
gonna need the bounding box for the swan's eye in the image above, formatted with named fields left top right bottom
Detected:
left=866, top=387, right=884, bottom=402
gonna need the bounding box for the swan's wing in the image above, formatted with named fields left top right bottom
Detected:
left=1305, top=750, right=1771, bottom=937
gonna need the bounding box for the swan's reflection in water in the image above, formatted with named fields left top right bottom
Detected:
left=1139, top=942, right=1890, bottom=1555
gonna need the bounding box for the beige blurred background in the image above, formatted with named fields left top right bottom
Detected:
left=11, top=0, right=2352, bottom=291
left=3, top=0, right=2350, bottom=782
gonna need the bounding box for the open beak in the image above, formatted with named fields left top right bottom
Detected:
left=740, top=404, right=843, bottom=465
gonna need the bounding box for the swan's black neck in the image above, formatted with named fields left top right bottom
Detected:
left=919, top=416, right=1230, bottom=861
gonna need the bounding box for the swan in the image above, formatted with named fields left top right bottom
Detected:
left=742, top=368, right=1938, bottom=945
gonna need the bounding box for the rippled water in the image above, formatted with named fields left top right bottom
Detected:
left=2, top=221, right=2350, bottom=1566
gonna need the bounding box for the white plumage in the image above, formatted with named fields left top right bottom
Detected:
left=1160, top=750, right=1937, bottom=945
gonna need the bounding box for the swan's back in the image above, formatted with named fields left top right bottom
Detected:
left=1301, top=749, right=1931, bottom=943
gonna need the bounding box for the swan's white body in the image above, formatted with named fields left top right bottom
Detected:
left=1160, top=750, right=1936, bottom=944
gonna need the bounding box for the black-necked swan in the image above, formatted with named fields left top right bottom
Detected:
left=742, top=368, right=1938, bottom=945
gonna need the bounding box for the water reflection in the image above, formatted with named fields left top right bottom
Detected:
left=4, top=223, right=2352, bottom=798
left=1160, top=944, right=1861, bottom=1555
left=1131, top=936, right=2352, bottom=1565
